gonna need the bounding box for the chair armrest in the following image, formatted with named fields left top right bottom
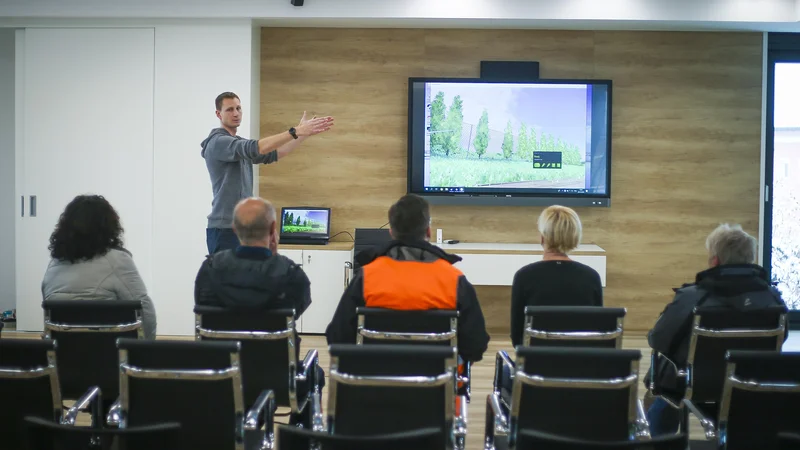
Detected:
left=457, top=361, right=472, bottom=401
left=484, top=393, right=509, bottom=450
left=297, top=349, right=319, bottom=386
left=455, top=394, right=468, bottom=438
left=683, top=399, right=716, bottom=440
left=633, top=398, right=651, bottom=440
left=493, top=351, right=515, bottom=392
left=106, top=398, right=123, bottom=427
left=245, top=390, right=276, bottom=431
left=649, top=351, right=687, bottom=408
left=311, top=390, right=324, bottom=432
left=62, top=386, right=102, bottom=427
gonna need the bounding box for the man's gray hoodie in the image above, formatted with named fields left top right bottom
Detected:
left=201, top=128, right=278, bottom=228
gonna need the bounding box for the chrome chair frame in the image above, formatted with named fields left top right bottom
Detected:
left=355, top=307, right=471, bottom=403
left=523, top=306, right=625, bottom=348
left=111, top=342, right=277, bottom=450
left=43, top=308, right=145, bottom=339
left=0, top=341, right=103, bottom=428
left=326, top=347, right=461, bottom=450
left=649, top=311, right=787, bottom=439
left=194, top=308, right=321, bottom=425
left=486, top=350, right=649, bottom=450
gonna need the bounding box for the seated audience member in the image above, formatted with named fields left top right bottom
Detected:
left=194, top=196, right=323, bottom=390
left=42, top=195, right=157, bottom=339
left=195, top=196, right=311, bottom=313
left=646, top=223, right=788, bottom=436
left=325, top=194, right=490, bottom=363
left=509, top=205, right=602, bottom=347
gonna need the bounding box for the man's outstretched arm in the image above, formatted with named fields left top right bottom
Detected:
left=257, top=112, right=334, bottom=156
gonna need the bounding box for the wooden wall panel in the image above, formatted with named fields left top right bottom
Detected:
left=260, top=29, right=763, bottom=332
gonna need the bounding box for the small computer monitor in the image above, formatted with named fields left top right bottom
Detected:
left=279, top=207, right=331, bottom=244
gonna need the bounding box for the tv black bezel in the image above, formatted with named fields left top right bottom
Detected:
left=406, top=77, right=613, bottom=207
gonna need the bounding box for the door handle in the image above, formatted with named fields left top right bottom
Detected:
left=29, top=195, right=37, bottom=217
left=20, top=196, right=24, bottom=217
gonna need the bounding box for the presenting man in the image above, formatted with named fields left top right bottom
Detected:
left=201, top=91, right=334, bottom=254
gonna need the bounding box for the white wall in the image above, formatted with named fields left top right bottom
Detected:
left=0, top=29, right=14, bottom=313
left=151, top=21, right=258, bottom=335
left=0, top=0, right=799, bottom=31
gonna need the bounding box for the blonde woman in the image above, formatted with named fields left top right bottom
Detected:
left=510, top=205, right=602, bottom=346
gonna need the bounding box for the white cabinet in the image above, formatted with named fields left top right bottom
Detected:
left=15, top=28, right=155, bottom=332
left=279, top=248, right=351, bottom=334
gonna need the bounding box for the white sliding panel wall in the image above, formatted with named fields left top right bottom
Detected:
left=15, top=28, right=155, bottom=331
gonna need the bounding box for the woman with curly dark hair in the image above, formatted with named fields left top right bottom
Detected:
left=41, top=195, right=157, bottom=338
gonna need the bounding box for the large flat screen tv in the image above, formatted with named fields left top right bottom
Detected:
left=407, top=78, right=612, bottom=206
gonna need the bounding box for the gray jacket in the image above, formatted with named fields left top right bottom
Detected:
left=41, top=248, right=157, bottom=339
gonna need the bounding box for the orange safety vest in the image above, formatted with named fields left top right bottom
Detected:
left=362, top=256, right=461, bottom=310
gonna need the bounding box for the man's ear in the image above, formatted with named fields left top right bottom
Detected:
left=426, top=226, right=431, bottom=239
left=710, top=255, right=720, bottom=268
left=215, top=110, right=222, bottom=120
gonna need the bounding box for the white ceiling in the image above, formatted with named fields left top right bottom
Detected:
left=0, top=0, right=798, bottom=31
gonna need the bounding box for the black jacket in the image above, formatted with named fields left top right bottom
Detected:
left=194, top=246, right=311, bottom=316
left=648, top=264, right=788, bottom=389
left=325, top=240, right=491, bottom=362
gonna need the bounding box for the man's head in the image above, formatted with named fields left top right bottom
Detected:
left=232, top=197, right=278, bottom=252
left=705, top=223, right=757, bottom=267
left=215, top=92, right=242, bottom=131
left=388, top=194, right=431, bottom=242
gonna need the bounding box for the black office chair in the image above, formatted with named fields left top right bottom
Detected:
left=194, top=306, right=321, bottom=428
left=276, top=425, right=444, bottom=450
left=42, top=300, right=144, bottom=415
left=110, top=339, right=276, bottom=450
left=23, top=416, right=181, bottom=450
left=516, top=429, right=688, bottom=450
left=649, top=304, right=787, bottom=437
left=523, top=306, right=626, bottom=348
left=779, top=433, right=800, bottom=450
left=699, top=350, right=800, bottom=450
left=327, top=344, right=457, bottom=449
left=0, top=339, right=102, bottom=450
left=486, top=347, right=649, bottom=450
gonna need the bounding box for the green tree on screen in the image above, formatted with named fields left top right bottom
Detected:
left=287, top=213, right=294, bottom=226
left=518, top=123, right=530, bottom=161
left=473, top=109, right=490, bottom=159
left=295, top=216, right=301, bottom=226
left=501, top=120, right=514, bottom=159
left=443, top=95, right=464, bottom=156
left=430, top=92, right=447, bottom=154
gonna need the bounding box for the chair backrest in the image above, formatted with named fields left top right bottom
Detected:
left=511, top=347, right=642, bottom=444
left=356, top=307, right=458, bottom=347
left=117, top=338, right=245, bottom=450
left=194, top=305, right=298, bottom=409
left=780, top=433, right=800, bottom=450
left=516, top=429, right=688, bottom=450
left=42, top=300, right=143, bottom=401
left=23, top=415, right=182, bottom=450
left=276, top=425, right=444, bottom=450
left=718, top=350, right=800, bottom=450
left=327, top=344, right=455, bottom=448
left=686, top=304, right=787, bottom=403
left=0, top=339, right=63, bottom=450
left=523, top=306, right=626, bottom=348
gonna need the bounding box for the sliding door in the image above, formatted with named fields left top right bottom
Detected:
left=15, top=28, right=155, bottom=331
left=764, top=33, right=800, bottom=322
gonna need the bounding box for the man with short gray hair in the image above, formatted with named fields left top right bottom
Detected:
left=645, top=223, right=788, bottom=436
left=194, top=197, right=311, bottom=314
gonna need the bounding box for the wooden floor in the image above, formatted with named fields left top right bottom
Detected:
left=4, top=331, right=702, bottom=450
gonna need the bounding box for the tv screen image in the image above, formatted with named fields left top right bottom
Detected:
left=407, top=78, right=612, bottom=206
left=280, top=209, right=329, bottom=235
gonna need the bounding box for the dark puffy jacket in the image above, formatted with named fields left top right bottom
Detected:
left=325, top=240, right=490, bottom=362
left=648, top=264, right=788, bottom=389
left=194, top=246, right=311, bottom=316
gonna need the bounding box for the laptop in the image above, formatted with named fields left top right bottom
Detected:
left=279, top=207, right=331, bottom=245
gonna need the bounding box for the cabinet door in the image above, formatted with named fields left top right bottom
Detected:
left=300, top=250, right=350, bottom=334
left=278, top=249, right=304, bottom=331
left=15, top=28, right=155, bottom=332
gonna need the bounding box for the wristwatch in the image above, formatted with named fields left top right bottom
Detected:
left=288, top=127, right=298, bottom=139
